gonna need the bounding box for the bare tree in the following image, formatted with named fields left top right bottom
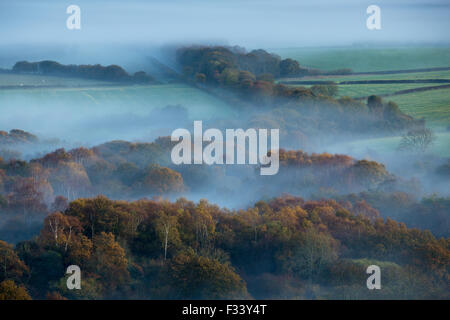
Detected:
left=156, top=212, right=178, bottom=261
left=398, top=128, right=435, bottom=153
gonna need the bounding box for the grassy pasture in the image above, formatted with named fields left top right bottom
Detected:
left=271, top=46, right=450, bottom=72
left=0, top=83, right=236, bottom=119
left=336, top=83, right=441, bottom=99
left=388, top=88, right=450, bottom=128
left=0, top=73, right=115, bottom=87
left=280, top=70, right=450, bottom=83
left=274, top=46, right=450, bottom=129
left=0, top=80, right=236, bottom=143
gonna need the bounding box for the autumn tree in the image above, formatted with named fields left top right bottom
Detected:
left=7, top=177, right=47, bottom=215
left=65, top=196, right=114, bottom=238
left=90, top=232, right=129, bottom=292
left=383, top=101, right=402, bottom=121
left=367, top=95, right=383, bottom=116
left=237, top=208, right=262, bottom=242
left=51, top=195, right=69, bottom=212
left=49, top=161, right=91, bottom=200
left=311, top=83, right=338, bottom=97
left=156, top=211, right=180, bottom=261
left=167, top=250, right=248, bottom=299
left=39, top=212, right=84, bottom=253
left=191, top=200, right=216, bottom=250
left=133, top=165, right=184, bottom=196
left=68, top=147, right=95, bottom=166
left=279, top=58, right=301, bottom=77
left=348, top=160, right=390, bottom=190
left=0, top=280, right=31, bottom=300
left=284, top=227, right=338, bottom=282
left=0, top=240, right=29, bottom=283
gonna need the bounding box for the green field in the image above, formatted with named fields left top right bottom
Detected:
left=0, top=81, right=236, bottom=143
left=271, top=46, right=450, bottom=72
left=273, top=47, right=450, bottom=128
left=279, top=70, right=450, bottom=100
left=0, top=83, right=236, bottom=118
left=280, top=70, right=450, bottom=83
left=287, top=81, right=450, bottom=128
left=336, top=83, right=441, bottom=99
left=0, top=73, right=116, bottom=86
left=388, top=88, right=450, bottom=128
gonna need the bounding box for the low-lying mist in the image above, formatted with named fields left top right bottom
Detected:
left=0, top=42, right=448, bottom=247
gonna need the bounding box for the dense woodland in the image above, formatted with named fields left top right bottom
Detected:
left=0, top=194, right=449, bottom=300
left=0, top=45, right=448, bottom=300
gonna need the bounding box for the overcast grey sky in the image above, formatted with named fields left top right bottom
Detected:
left=1, top=0, right=449, bottom=48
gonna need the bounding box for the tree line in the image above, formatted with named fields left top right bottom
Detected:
left=12, top=60, right=155, bottom=84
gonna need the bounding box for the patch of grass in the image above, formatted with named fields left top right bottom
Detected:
left=274, top=47, right=450, bottom=129
left=280, top=70, right=450, bottom=83
left=0, top=83, right=236, bottom=119
left=336, top=83, right=440, bottom=98
left=272, top=46, right=450, bottom=72
left=0, top=73, right=115, bottom=86
left=0, top=82, right=237, bottom=143
left=388, top=88, right=450, bottom=128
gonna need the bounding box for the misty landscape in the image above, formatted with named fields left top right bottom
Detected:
left=0, top=0, right=449, bottom=300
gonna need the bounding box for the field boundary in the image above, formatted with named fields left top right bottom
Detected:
left=350, top=67, right=450, bottom=75
left=278, top=67, right=450, bottom=83
left=279, top=79, right=450, bottom=85
left=354, top=84, right=450, bottom=100
left=0, top=83, right=144, bottom=90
